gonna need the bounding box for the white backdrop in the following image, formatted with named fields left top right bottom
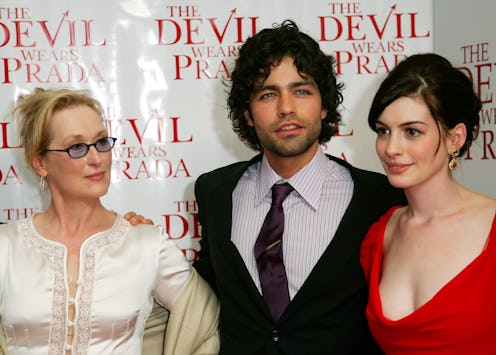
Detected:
left=434, top=0, right=496, bottom=198
left=0, top=1, right=435, bottom=259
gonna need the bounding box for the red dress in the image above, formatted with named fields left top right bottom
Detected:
left=361, top=206, right=496, bottom=354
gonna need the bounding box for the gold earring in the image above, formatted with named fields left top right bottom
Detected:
left=448, top=147, right=460, bottom=171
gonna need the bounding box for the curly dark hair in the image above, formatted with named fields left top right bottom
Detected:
left=227, top=19, right=344, bottom=151
left=368, top=53, right=482, bottom=156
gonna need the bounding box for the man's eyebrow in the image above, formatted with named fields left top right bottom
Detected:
left=253, top=80, right=316, bottom=94
left=253, top=84, right=277, bottom=94
left=290, top=80, right=317, bottom=88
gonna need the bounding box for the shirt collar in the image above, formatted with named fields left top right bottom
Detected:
left=255, top=148, right=329, bottom=210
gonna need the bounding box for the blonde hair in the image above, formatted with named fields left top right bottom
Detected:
left=13, top=87, right=104, bottom=170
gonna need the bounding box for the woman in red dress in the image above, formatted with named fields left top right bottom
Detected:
left=361, top=53, right=496, bottom=354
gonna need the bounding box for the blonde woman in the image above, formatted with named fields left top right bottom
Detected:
left=0, top=88, right=219, bottom=354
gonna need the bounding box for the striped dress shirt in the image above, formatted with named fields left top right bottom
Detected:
left=231, top=148, right=354, bottom=299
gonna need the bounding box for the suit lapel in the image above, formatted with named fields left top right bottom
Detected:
left=284, top=156, right=370, bottom=311
left=209, top=155, right=269, bottom=310
left=209, top=155, right=262, bottom=243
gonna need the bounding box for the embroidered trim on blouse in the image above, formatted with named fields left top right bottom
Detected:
left=21, top=219, right=67, bottom=354
left=74, top=218, right=129, bottom=352
left=20, top=216, right=130, bottom=354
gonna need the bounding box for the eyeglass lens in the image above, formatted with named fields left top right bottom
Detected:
left=68, top=137, right=116, bottom=158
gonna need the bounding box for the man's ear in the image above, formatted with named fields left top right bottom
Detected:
left=320, top=108, right=328, bottom=121
left=244, top=110, right=254, bottom=127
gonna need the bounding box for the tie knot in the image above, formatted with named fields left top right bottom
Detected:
left=271, top=183, right=294, bottom=206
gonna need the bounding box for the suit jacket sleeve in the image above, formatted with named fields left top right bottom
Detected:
left=192, top=173, right=218, bottom=292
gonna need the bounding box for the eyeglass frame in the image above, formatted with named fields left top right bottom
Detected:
left=44, top=137, right=117, bottom=159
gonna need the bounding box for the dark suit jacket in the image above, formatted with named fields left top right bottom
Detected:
left=193, top=154, right=406, bottom=355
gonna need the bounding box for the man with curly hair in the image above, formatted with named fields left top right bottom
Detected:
left=193, top=20, right=405, bottom=354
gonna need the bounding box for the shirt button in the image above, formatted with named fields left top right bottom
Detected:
left=271, top=330, right=279, bottom=342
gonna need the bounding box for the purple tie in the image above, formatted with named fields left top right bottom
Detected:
left=254, top=183, right=294, bottom=321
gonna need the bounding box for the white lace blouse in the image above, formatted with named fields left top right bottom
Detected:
left=0, top=215, right=191, bottom=354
